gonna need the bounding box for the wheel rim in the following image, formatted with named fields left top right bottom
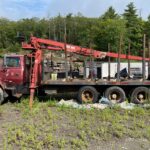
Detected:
left=81, top=90, right=94, bottom=103
left=137, top=91, right=147, bottom=103
left=109, top=92, right=121, bottom=103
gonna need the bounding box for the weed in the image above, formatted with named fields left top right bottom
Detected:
left=1, top=100, right=150, bottom=149
left=47, top=99, right=57, bottom=107
left=57, top=138, right=66, bottom=149
left=111, top=123, right=125, bottom=138
left=70, top=138, right=88, bottom=149
left=97, top=126, right=109, bottom=140
left=78, top=131, right=87, bottom=141
left=145, top=126, right=150, bottom=140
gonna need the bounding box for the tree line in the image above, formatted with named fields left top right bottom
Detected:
left=0, top=2, right=150, bottom=56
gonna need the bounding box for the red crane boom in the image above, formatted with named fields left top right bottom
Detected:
left=22, top=36, right=149, bottom=60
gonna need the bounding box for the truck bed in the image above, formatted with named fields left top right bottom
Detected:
left=42, top=79, right=150, bottom=86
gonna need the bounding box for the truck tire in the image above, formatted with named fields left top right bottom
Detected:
left=0, top=88, right=4, bottom=104
left=77, top=86, right=98, bottom=104
left=104, top=86, right=126, bottom=104
left=131, top=87, right=149, bottom=104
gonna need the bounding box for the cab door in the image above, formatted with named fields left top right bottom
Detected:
left=3, top=56, right=24, bottom=85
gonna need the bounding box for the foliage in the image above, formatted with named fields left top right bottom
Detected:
left=144, top=15, right=150, bottom=40
left=101, top=6, right=119, bottom=20
left=0, top=2, right=149, bottom=57
left=93, top=18, right=127, bottom=52
left=123, top=2, right=144, bottom=56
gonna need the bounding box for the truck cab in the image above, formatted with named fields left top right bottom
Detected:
left=0, top=54, right=30, bottom=103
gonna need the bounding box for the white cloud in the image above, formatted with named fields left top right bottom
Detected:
left=0, top=0, right=149, bottom=20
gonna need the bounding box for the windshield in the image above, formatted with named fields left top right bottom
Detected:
left=5, top=57, right=20, bottom=67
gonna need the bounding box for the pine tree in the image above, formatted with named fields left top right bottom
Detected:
left=101, top=6, right=119, bottom=20
left=144, top=15, right=150, bottom=39
left=123, top=2, right=144, bottom=56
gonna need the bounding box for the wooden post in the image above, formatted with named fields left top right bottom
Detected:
left=64, top=19, right=68, bottom=81
left=128, top=42, right=131, bottom=78
left=117, top=35, right=123, bottom=82
left=148, top=40, right=150, bottom=102
left=69, top=54, right=73, bottom=78
left=90, top=42, right=94, bottom=80
left=108, top=43, right=111, bottom=81
left=83, top=59, right=86, bottom=79
left=142, top=34, right=146, bottom=81
left=148, top=40, right=150, bottom=80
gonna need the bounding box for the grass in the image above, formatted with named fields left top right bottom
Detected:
left=0, top=98, right=150, bottom=149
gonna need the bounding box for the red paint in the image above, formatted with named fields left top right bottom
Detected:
left=0, top=55, right=25, bottom=87
left=22, top=36, right=149, bottom=60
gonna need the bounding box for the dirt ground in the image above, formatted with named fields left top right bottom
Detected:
left=0, top=100, right=150, bottom=150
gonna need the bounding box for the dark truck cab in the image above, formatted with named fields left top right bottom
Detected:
left=0, top=54, right=30, bottom=103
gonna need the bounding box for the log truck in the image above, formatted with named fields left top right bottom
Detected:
left=0, top=36, right=149, bottom=107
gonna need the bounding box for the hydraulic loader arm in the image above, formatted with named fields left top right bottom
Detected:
left=22, top=36, right=149, bottom=60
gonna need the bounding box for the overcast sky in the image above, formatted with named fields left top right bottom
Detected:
left=0, top=0, right=149, bottom=20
